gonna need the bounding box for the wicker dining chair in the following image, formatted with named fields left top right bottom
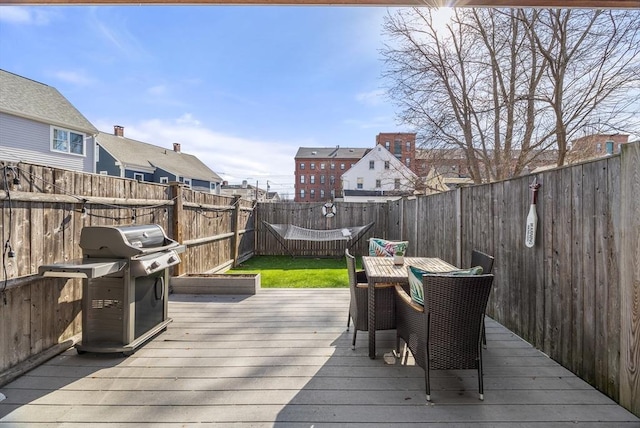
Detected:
left=470, top=249, right=494, bottom=274
left=470, top=249, right=494, bottom=346
left=345, top=249, right=396, bottom=350
left=395, top=273, right=494, bottom=402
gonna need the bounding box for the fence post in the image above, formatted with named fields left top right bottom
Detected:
left=232, top=195, right=241, bottom=267
left=170, top=182, right=184, bottom=276
left=619, top=141, right=640, bottom=416
left=456, top=187, right=463, bottom=268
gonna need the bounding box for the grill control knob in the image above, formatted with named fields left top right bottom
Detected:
left=149, top=261, right=160, bottom=270
left=167, top=256, right=176, bottom=263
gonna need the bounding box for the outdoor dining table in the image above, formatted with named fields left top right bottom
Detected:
left=361, top=256, right=457, bottom=359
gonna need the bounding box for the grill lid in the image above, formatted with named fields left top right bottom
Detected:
left=80, top=224, right=180, bottom=258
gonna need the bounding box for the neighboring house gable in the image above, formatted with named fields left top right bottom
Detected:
left=341, top=144, right=418, bottom=202
left=0, top=69, right=98, bottom=172
left=96, top=127, right=222, bottom=193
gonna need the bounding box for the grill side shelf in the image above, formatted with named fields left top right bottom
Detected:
left=39, top=259, right=127, bottom=279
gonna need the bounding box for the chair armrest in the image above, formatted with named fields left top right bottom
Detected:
left=356, top=282, right=395, bottom=289
left=394, top=284, right=424, bottom=312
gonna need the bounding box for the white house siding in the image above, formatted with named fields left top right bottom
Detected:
left=341, top=145, right=416, bottom=192
left=0, top=113, right=95, bottom=173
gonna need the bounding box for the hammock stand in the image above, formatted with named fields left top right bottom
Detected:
left=263, top=221, right=375, bottom=257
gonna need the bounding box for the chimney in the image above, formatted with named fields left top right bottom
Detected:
left=114, top=125, right=124, bottom=137
left=173, top=143, right=181, bottom=153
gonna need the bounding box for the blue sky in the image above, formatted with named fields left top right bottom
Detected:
left=0, top=5, right=404, bottom=198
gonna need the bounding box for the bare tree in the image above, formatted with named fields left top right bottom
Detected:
left=529, top=9, right=640, bottom=166
left=381, top=8, right=640, bottom=181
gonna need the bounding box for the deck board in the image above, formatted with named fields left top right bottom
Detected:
left=1, top=289, right=638, bottom=426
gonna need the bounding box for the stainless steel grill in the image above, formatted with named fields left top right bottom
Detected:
left=39, top=224, right=185, bottom=356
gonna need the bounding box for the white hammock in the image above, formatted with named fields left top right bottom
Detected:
left=264, top=222, right=374, bottom=242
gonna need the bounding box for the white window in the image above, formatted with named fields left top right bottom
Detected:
left=384, top=161, right=390, bottom=170
left=300, top=163, right=305, bottom=170
left=320, top=163, right=325, bottom=170
left=51, top=127, right=85, bottom=155
left=183, top=178, right=192, bottom=188
left=310, top=189, right=315, bottom=199
left=369, top=160, right=375, bottom=170
left=320, top=175, right=325, bottom=184
left=310, top=175, right=315, bottom=184
left=210, top=182, right=216, bottom=192
left=160, top=177, right=169, bottom=184
left=330, top=163, right=335, bottom=170
left=375, top=179, right=381, bottom=188
left=340, top=163, right=345, bottom=170
left=310, top=163, right=316, bottom=170
left=357, top=177, right=363, bottom=189
left=405, top=158, right=410, bottom=167
left=385, top=141, right=390, bottom=150
left=394, top=179, right=400, bottom=189
left=406, top=141, right=411, bottom=151
left=134, top=173, right=144, bottom=182
left=320, top=189, right=325, bottom=199
left=300, top=175, right=305, bottom=184
left=300, top=189, right=305, bottom=199
left=99, top=171, right=108, bottom=175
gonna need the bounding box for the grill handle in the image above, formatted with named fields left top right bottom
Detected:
left=154, top=276, right=164, bottom=301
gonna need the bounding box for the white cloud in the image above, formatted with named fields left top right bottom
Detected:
left=176, top=113, right=200, bottom=126
left=147, top=85, right=167, bottom=97
left=54, top=70, right=95, bottom=86
left=356, top=89, right=386, bottom=107
left=93, top=116, right=296, bottom=197
left=88, top=8, right=148, bottom=60
left=0, top=6, right=53, bottom=25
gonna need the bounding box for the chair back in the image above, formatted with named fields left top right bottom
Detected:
left=470, top=250, right=494, bottom=274
left=345, top=249, right=358, bottom=288
left=423, top=274, right=494, bottom=370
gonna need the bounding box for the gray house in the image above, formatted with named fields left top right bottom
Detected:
left=96, top=126, right=223, bottom=194
left=0, top=69, right=98, bottom=172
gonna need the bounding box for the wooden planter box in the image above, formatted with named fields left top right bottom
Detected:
left=171, top=274, right=260, bottom=295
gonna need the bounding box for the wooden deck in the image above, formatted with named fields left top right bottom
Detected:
left=1, top=289, right=638, bottom=427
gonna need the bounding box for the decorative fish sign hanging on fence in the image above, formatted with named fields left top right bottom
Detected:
left=525, top=177, right=541, bottom=248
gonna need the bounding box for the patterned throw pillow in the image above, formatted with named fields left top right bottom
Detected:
left=449, top=266, right=484, bottom=275
left=368, top=238, right=408, bottom=257
left=408, top=265, right=428, bottom=306
left=407, top=265, right=484, bottom=306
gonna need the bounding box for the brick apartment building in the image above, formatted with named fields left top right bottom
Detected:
left=294, top=133, right=417, bottom=202
left=294, top=146, right=369, bottom=202
left=567, top=133, right=630, bottom=163
left=375, top=132, right=418, bottom=175
left=294, top=130, right=610, bottom=200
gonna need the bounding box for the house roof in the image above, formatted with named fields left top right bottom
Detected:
left=295, top=147, right=370, bottom=159
left=346, top=144, right=418, bottom=179
left=96, top=131, right=222, bottom=183
left=0, top=69, right=97, bottom=135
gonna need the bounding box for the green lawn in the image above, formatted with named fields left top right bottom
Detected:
left=227, top=255, right=362, bottom=288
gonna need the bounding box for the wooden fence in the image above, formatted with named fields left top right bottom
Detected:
left=0, top=162, right=254, bottom=380
left=256, top=143, right=639, bottom=416
left=2, top=143, right=638, bottom=416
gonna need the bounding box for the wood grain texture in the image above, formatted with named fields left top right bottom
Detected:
left=619, top=142, right=640, bottom=415
left=0, top=289, right=638, bottom=425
